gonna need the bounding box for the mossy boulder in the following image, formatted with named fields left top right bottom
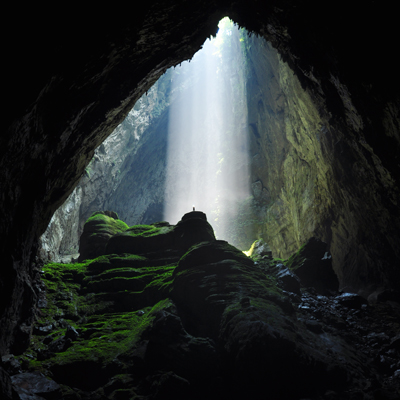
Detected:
left=105, top=212, right=216, bottom=257
left=175, top=240, right=253, bottom=274
left=172, top=211, right=216, bottom=252
left=106, top=222, right=176, bottom=256
left=171, top=240, right=272, bottom=338
left=78, top=211, right=129, bottom=261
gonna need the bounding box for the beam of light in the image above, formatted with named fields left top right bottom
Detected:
left=164, top=17, right=250, bottom=245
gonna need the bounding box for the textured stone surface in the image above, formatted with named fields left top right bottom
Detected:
left=11, top=372, right=60, bottom=399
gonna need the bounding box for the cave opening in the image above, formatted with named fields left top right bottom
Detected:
left=164, top=17, right=251, bottom=244
left=3, top=3, right=400, bottom=399
left=41, top=17, right=260, bottom=259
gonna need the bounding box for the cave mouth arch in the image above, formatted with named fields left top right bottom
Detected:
left=2, top=1, right=400, bottom=359
left=41, top=16, right=258, bottom=257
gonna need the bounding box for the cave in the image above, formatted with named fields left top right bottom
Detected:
left=2, top=2, right=400, bottom=399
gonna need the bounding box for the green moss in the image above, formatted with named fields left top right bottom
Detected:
left=143, top=264, right=175, bottom=294
left=126, top=224, right=173, bottom=237
left=84, top=212, right=129, bottom=238
left=177, top=240, right=253, bottom=273
left=285, top=242, right=307, bottom=270
left=34, top=299, right=172, bottom=370
left=40, top=261, right=92, bottom=321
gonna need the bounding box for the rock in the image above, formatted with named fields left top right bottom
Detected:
left=336, top=292, right=366, bottom=309
left=251, top=238, right=273, bottom=258
left=275, top=263, right=301, bottom=295
left=175, top=240, right=253, bottom=274
left=150, top=371, right=191, bottom=400
left=288, top=238, right=339, bottom=295
left=1, top=354, right=22, bottom=375
left=0, top=366, right=16, bottom=400
left=78, top=211, right=129, bottom=261
left=11, top=372, right=60, bottom=399
left=47, top=337, right=72, bottom=353
left=172, top=212, right=216, bottom=252
left=33, top=324, right=53, bottom=336
left=21, top=217, right=400, bottom=399
left=105, top=221, right=176, bottom=256
left=64, top=325, right=79, bottom=341
left=106, top=212, right=215, bottom=257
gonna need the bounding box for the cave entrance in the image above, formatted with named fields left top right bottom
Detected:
left=41, top=18, right=259, bottom=260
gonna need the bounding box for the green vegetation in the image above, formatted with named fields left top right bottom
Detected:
left=86, top=212, right=129, bottom=234
left=285, top=242, right=307, bottom=270
left=126, top=223, right=173, bottom=237
left=43, top=299, right=172, bottom=367
left=21, top=249, right=178, bottom=385
left=20, top=215, right=300, bottom=398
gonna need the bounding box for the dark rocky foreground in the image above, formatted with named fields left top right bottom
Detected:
left=3, top=212, right=399, bottom=399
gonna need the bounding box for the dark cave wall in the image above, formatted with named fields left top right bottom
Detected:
left=1, top=0, right=400, bottom=357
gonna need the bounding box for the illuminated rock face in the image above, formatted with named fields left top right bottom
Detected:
left=1, top=0, right=400, bottom=365
left=243, top=36, right=400, bottom=296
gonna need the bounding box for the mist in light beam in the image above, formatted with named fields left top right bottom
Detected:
left=164, top=18, right=251, bottom=245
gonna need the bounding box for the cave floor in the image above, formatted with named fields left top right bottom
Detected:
left=3, top=238, right=400, bottom=400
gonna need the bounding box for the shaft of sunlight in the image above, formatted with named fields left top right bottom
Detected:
left=164, top=17, right=250, bottom=243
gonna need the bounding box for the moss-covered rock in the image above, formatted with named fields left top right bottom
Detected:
left=173, top=211, right=216, bottom=252
left=17, top=216, right=389, bottom=399
left=106, top=222, right=176, bottom=256
left=175, top=240, right=253, bottom=275
left=78, top=211, right=129, bottom=261
left=106, top=211, right=216, bottom=257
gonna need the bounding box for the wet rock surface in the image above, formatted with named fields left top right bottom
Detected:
left=4, top=213, right=399, bottom=399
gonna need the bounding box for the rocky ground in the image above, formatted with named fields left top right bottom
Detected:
left=2, top=211, right=399, bottom=399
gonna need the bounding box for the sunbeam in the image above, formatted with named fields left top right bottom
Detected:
left=163, top=17, right=251, bottom=245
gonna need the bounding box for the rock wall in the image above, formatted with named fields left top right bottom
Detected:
left=39, top=74, right=173, bottom=261
left=242, top=32, right=400, bottom=295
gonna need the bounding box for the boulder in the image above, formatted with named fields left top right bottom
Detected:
left=175, top=239, right=253, bottom=274
left=11, top=372, right=61, bottom=399
left=336, top=293, right=366, bottom=309
left=173, top=211, right=216, bottom=252
left=251, top=238, right=273, bottom=258
left=78, top=211, right=128, bottom=261
left=106, top=222, right=176, bottom=256
left=106, top=212, right=216, bottom=256
left=275, top=263, right=301, bottom=295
